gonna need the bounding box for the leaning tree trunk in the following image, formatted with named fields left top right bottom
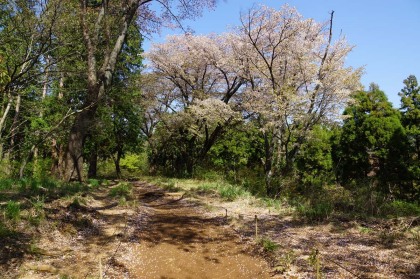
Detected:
left=63, top=107, right=96, bottom=181
left=88, top=143, right=98, bottom=179
left=60, top=0, right=139, bottom=182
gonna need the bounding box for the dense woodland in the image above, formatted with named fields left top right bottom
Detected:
left=0, top=0, right=418, bottom=216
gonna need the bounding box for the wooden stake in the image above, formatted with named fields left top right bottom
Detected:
left=255, top=215, right=258, bottom=239
left=99, top=257, right=103, bottom=279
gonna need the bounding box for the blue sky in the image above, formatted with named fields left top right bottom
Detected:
left=144, top=0, right=420, bottom=107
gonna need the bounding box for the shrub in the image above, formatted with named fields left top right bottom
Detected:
left=120, top=153, right=148, bottom=173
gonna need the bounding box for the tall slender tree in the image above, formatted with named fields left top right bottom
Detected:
left=61, top=0, right=217, bottom=181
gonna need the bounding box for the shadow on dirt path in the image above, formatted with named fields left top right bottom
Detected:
left=128, top=182, right=271, bottom=278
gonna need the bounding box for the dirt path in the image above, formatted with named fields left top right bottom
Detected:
left=130, top=182, right=270, bottom=278
left=11, top=181, right=272, bottom=278
left=5, top=180, right=417, bottom=278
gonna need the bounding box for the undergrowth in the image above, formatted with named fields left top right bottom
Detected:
left=0, top=177, right=107, bottom=235
left=258, top=237, right=279, bottom=253
left=109, top=182, right=133, bottom=199
left=143, top=174, right=420, bottom=223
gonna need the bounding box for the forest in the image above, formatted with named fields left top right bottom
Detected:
left=0, top=1, right=418, bottom=278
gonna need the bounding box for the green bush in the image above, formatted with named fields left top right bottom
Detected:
left=60, top=181, right=86, bottom=196
left=120, top=153, right=148, bottom=173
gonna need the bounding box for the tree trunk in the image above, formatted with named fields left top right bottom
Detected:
left=263, top=132, right=275, bottom=196
left=51, top=138, right=65, bottom=178
left=88, top=143, right=98, bottom=178
left=114, top=149, right=122, bottom=178
left=51, top=74, right=65, bottom=178
left=63, top=107, right=96, bottom=181
left=9, top=94, right=21, bottom=156
left=0, top=92, right=12, bottom=159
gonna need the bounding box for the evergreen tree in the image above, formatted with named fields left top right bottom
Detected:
left=335, top=84, right=409, bottom=196
left=398, top=75, right=420, bottom=199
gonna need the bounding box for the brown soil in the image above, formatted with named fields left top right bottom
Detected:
left=2, top=181, right=272, bottom=278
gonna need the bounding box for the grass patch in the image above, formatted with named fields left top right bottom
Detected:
left=0, top=221, right=15, bottom=237
left=195, top=183, right=218, bottom=194
left=218, top=184, right=247, bottom=201
left=380, top=200, right=420, bottom=218
left=109, top=182, right=133, bottom=199
left=5, top=200, right=21, bottom=222
left=87, top=178, right=100, bottom=188
left=27, top=197, right=45, bottom=226
left=160, top=180, right=182, bottom=192
left=295, top=199, right=333, bottom=222
left=0, top=179, right=14, bottom=191
left=258, top=237, right=279, bottom=253
left=274, top=249, right=296, bottom=274
left=358, top=226, right=373, bottom=234
left=261, top=198, right=284, bottom=210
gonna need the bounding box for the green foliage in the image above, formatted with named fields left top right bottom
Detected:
left=5, top=201, right=21, bottom=222
left=209, top=124, right=264, bottom=173
left=109, top=182, right=133, bottom=199
left=274, top=249, right=296, bottom=274
left=87, top=179, right=100, bottom=188
left=28, top=197, right=45, bottom=226
left=0, top=178, right=13, bottom=190
left=261, top=198, right=283, bottom=210
left=380, top=200, right=420, bottom=217
left=358, top=226, right=373, bottom=234
left=295, top=199, right=333, bottom=222
left=218, top=184, right=247, bottom=201
left=334, top=85, right=410, bottom=197
left=308, top=248, right=323, bottom=279
left=296, top=125, right=335, bottom=191
left=398, top=75, right=420, bottom=200
left=194, top=183, right=218, bottom=195
left=120, top=153, right=148, bottom=173
left=258, top=237, right=279, bottom=253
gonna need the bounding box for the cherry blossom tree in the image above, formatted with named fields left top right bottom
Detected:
left=236, top=5, right=362, bottom=194
left=144, top=34, right=245, bottom=174
left=144, top=5, right=361, bottom=186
